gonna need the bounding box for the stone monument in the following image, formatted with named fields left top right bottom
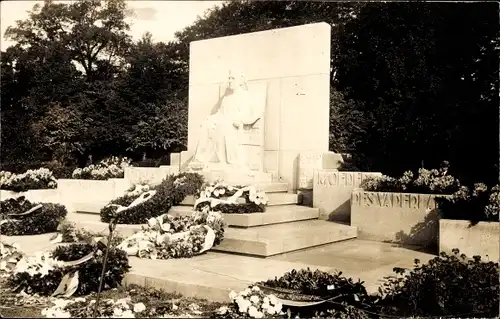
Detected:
left=178, top=22, right=340, bottom=190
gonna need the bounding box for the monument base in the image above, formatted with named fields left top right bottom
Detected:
left=183, top=162, right=273, bottom=185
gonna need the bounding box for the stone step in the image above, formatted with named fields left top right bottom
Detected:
left=66, top=212, right=140, bottom=237
left=125, top=253, right=334, bottom=302
left=254, top=182, right=289, bottom=193
left=179, top=192, right=298, bottom=207
left=214, top=220, right=357, bottom=257
left=169, top=205, right=319, bottom=227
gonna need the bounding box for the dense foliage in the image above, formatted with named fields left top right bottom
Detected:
left=0, top=197, right=67, bottom=236
left=253, top=250, right=499, bottom=318
left=7, top=243, right=130, bottom=296
left=0, top=168, right=57, bottom=192
left=437, top=184, right=500, bottom=223
left=378, top=250, right=499, bottom=318
left=258, top=268, right=374, bottom=318
left=360, top=162, right=461, bottom=195
left=100, top=172, right=204, bottom=224
left=1, top=1, right=497, bottom=187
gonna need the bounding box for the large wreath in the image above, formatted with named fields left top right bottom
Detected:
left=194, top=182, right=268, bottom=214
left=117, top=207, right=224, bottom=260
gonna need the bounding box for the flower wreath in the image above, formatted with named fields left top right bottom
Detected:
left=4, top=246, right=95, bottom=297
left=117, top=208, right=225, bottom=260
left=194, top=182, right=268, bottom=214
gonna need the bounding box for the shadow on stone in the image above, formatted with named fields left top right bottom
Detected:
left=386, top=209, right=440, bottom=255
left=297, top=190, right=313, bottom=207
left=326, top=200, right=351, bottom=224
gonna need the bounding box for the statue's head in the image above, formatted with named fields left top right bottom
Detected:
left=227, top=70, right=247, bottom=90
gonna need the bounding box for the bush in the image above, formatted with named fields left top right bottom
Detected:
left=100, top=172, right=204, bottom=224
left=51, top=243, right=130, bottom=295
left=132, top=158, right=160, bottom=167
left=378, top=249, right=499, bottom=318
left=0, top=197, right=67, bottom=235
left=55, top=219, right=124, bottom=246
left=0, top=168, right=58, bottom=192
left=360, top=161, right=460, bottom=195
left=257, top=268, right=374, bottom=318
left=436, top=183, right=500, bottom=223
left=7, top=242, right=130, bottom=296
left=72, top=156, right=131, bottom=180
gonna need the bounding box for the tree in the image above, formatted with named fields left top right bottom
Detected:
left=30, top=103, right=90, bottom=166
left=2, top=0, right=134, bottom=165
left=335, top=2, right=499, bottom=185
left=172, top=1, right=498, bottom=185
left=5, top=0, right=132, bottom=81
left=125, top=99, right=188, bottom=159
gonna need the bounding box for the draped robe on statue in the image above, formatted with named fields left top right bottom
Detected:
left=192, top=85, right=260, bottom=169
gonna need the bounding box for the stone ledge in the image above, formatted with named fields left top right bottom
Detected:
left=169, top=205, right=318, bottom=228
left=179, top=192, right=298, bottom=207
left=124, top=252, right=333, bottom=302
left=214, top=220, right=357, bottom=257
left=439, top=219, right=499, bottom=262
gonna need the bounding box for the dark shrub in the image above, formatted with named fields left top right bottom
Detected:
left=0, top=197, right=67, bottom=235
left=7, top=243, right=130, bottom=296
left=378, top=249, right=499, bottom=318
left=100, top=172, right=204, bottom=224
left=437, top=183, right=500, bottom=223
left=258, top=268, right=375, bottom=318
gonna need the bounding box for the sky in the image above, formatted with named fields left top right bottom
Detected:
left=0, top=0, right=225, bottom=49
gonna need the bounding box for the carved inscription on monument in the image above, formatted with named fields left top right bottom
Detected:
left=299, top=153, right=323, bottom=189
left=314, top=171, right=380, bottom=187
left=351, top=191, right=439, bottom=210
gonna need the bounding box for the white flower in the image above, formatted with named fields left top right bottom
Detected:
left=242, top=288, right=252, bottom=296
left=248, top=305, right=263, bottom=318
left=113, top=307, right=123, bottom=317
left=229, top=290, right=238, bottom=300
left=133, top=302, right=146, bottom=313
left=217, top=306, right=229, bottom=315
left=236, top=298, right=251, bottom=313
left=265, top=306, right=276, bottom=315
left=273, top=302, right=283, bottom=313
left=250, top=295, right=260, bottom=304
left=268, top=294, right=278, bottom=305
left=121, top=310, right=135, bottom=318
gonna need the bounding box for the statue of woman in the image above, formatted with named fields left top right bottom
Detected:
left=190, top=72, right=260, bottom=170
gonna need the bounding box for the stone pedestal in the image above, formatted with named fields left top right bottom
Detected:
left=185, top=162, right=273, bottom=185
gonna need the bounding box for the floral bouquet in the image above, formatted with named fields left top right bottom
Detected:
left=0, top=241, right=23, bottom=275
left=117, top=207, right=224, bottom=260
left=217, top=286, right=285, bottom=318
left=125, top=183, right=152, bottom=197
left=0, top=168, right=57, bottom=192
left=194, top=182, right=268, bottom=214
left=72, top=156, right=131, bottom=180
left=7, top=243, right=130, bottom=297
left=42, top=297, right=145, bottom=318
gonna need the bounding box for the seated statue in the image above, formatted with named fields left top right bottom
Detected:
left=189, top=71, right=262, bottom=172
